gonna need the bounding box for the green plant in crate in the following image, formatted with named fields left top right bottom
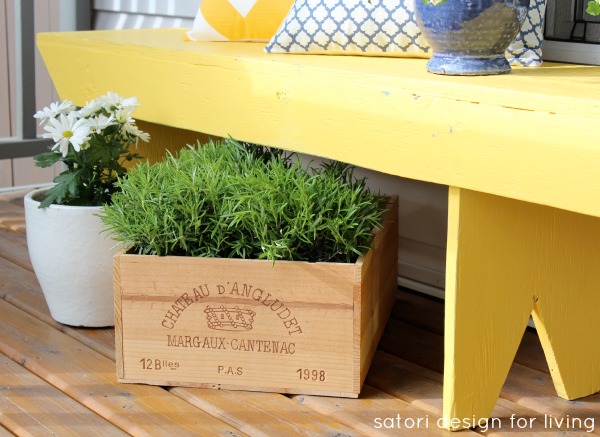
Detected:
left=588, top=0, right=600, bottom=15
left=101, top=139, right=386, bottom=263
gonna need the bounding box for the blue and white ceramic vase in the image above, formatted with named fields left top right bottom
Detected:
left=414, top=0, right=530, bottom=75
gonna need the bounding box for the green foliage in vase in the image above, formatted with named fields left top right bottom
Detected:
left=101, top=139, right=387, bottom=263
left=587, top=0, right=600, bottom=15
left=421, top=0, right=449, bottom=6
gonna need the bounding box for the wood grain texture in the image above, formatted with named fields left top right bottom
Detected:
left=0, top=254, right=117, bottom=361
left=0, top=228, right=32, bottom=270
left=115, top=253, right=357, bottom=396
left=114, top=199, right=398, bottom=397
left=444, top=187, right=534, bottom=429
left=367, top=353, right=564, bottom=437
left=358, top=197, right=399, bottom=386
left=0, top=426, right=14, bottom=437
left=291, top=385, right=469, bottom=437
left=0, top=299, right=247, bottom=437
left=0, top=199, right=361, bottom=436
left=444, top=188, right=600, bottom=430
left=373, top=328, right=599, bottom=435
left=2, top=194, right=600, bottom=436
left=170, top=387, right=361, bottom=437
left=36, top=28, right=600, bottom=218
left=0, top=353, right=128, bottom=437
left=394, top=290, right=551, bottom=376
left=133, top=120, right=212, bottom=165
left=0, top=200, right=25, bottom=234
left=502, top=363, right=600, bottom=428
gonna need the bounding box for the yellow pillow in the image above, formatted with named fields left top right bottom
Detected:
left=186, top=0, right=294, bottom=42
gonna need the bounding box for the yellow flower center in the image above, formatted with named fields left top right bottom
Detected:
left=64, top=130, right=74, bottom=138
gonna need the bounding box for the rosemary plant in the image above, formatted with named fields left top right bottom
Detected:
left=102, top=139, right=386, bottom=263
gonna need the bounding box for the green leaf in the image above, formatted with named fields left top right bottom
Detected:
left=83, top=139, right=114, bottom=164
left=422, top=0, right=449, bottom=5
left=587, top=0, right=600, bottom=15
left=101, top=140, right=386, bottom=263
left=38, top=169, right=83, bottom=208
left=34, top=151, right=61, bottom=168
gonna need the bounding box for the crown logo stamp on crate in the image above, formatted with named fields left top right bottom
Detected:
left=205, top=305, right=256, bottom=331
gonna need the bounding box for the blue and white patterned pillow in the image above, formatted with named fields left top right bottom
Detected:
left=265, top=0, right=547, bottom=67
left=505, top=0, right=547, bottom=67
left=265, top=0, right=430, bottom=57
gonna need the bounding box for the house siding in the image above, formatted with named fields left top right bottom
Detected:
left=92, top=0, right=196, bottom=29
left=0, top=0, right=61, bottom=189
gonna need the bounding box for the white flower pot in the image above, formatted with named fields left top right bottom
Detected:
left=24, top=188, right=117, bottom=327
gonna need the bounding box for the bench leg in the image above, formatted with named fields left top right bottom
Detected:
left=530, top=206, right=600, bottom=401
left=442, top=187, right=600, bottom=430
left=443, top=187, right=534, bottom=430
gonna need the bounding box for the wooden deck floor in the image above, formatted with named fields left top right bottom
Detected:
left=1, top=187, right=599, bottom=436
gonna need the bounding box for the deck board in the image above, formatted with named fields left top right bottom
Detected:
left=0, top=189, right=27, bottom=235
left=0, top=299, right=247, bottom=437
left=0, top=353, right=129, bottom=437
left=0, top=252, right=117, bottom=360
left=170, top=387, right=361, bottom=437
left=291, top=386, right=469, bottom=437
left=0, top=190, right=599, bottom=436
left=0, top=425, right=15, bottom=437
left=0, top=228, right=31, bottom=270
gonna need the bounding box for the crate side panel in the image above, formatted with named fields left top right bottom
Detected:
left=113, top=253, right=125, bottom=379
left=117, top=256, right=357, bottom=394
left=359, top=196, right=399, bottom=385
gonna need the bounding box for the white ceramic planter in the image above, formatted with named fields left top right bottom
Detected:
left=24, top=188, right=117, bottom=327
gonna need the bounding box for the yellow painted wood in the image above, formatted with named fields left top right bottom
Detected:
left=444, top=187, right=600, bottom=430
left=35, top=28, right=600, bottom=430
left=530, top=210, right=600, bottom=400
left=133, top=121, right=212, bottom=165
left=36, top=28, right=600, bottom=218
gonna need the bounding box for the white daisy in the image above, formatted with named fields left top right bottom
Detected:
left=87, top=114, right=115, bottom=134
left=119, top=95, right=139, bottom=111
left=123, top=123, right=150, bottom=143
left=113, top=107, right=135, bottom=125
left=77, top=99, right=103, bottom=118
left=42, top=113, right=91, bottom=157
left=33, top=100, right=75, bottom=125
left=99, top=91, right=139, bottom=112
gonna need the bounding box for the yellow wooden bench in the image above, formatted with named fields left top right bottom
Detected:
left=37, top=28, right=600, bottom=431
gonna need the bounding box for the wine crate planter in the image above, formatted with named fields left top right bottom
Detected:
left=114, top=197, right=398, bottom=397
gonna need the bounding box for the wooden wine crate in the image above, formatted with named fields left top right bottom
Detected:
left=114, top=197, right=398, bottom=397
